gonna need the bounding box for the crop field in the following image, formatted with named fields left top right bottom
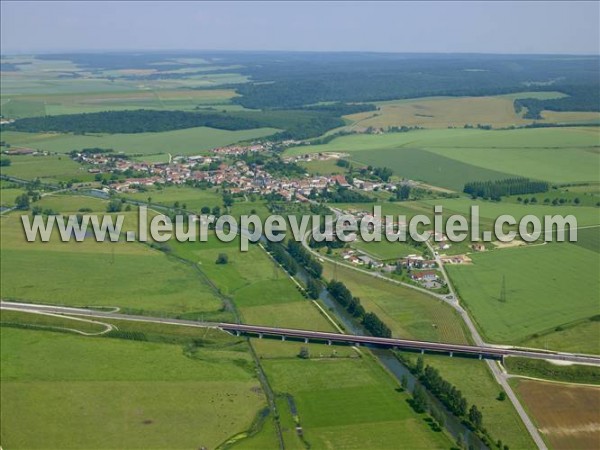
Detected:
left=343, top=92, right=569, bottom=130
left=0, top=154, right=96, bottom=184
left=402, top=353, right=535, bottom=450
left=512, top=379, right=600, bottom=450
left=321, top=260, right=469, bottom=344
left=0, top=211, right=226, bottom=316
left=1, top=126, right=279, bottom=156
left=0, top=328, right=266, bottom=450
left=447, top=242, right=600, bottom=345
left=1, top=89, right=239, bottom=118
left=261, top=357, right=451, bottom=449
left=286, top=127, right=600, bottom=190
left=420, top=197, right=600, bottom=228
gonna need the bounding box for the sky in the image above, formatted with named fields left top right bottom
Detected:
left=1, top=1, right=599, bottom=55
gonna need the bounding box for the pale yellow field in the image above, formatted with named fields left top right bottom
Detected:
left=345, top=96, right=530, bottom=129
left=344, top=93, right=596, bottom=130
left=541, top=110, right=600, bottom=123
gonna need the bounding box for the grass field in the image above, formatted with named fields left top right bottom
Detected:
left=505, top=357, right=600, bottom=385
left=1, top=154, right=96, bottom=184
left=0, top=187, right=27, bottom=207
left=121, top=186, right=224, bottom=212
left=0, top=327, right=266, bottom=450
left=321, top=259, right=469, bottom=344
left=512, top=379, right=600, bottom=450
left=261, top=356, right=451, bottom=449
left=0, top=211, right=226, bottom=317
left=1, top=126, right=279, bottom=156
left=169, top=237, right=334, bottom=331
left=286, top=127, right=600, bottom=190
left=447, top=242, right=600, bottom=345
left=522, top=319, right=600, bottom=355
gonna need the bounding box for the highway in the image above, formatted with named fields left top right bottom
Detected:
left=3, top=301, right=600, bottom=366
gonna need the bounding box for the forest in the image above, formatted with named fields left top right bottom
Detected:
left=5, top=104, right=375, bottom=141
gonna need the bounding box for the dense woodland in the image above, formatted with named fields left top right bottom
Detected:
left=36, top=52, right=600, bottom=112
left=6, top=104, right=374, bottom=140
left=514, top=85, right=600, bottom=119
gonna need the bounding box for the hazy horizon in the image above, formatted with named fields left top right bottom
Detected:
left=1, top=1, right=599, bottom=55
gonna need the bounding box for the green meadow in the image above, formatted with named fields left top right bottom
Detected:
left=261, top=357, right=451, bottom=449
left=0, top=154, right=95, bottom=184
left=1, top=126, right=279, bottom=156
left=447, top=241, right=600, bottom=344
left=0, top=327, right=265, bottom=450
left=0, top=211, right=226, bottom=317
left=321, top=259, right=470, bottom=344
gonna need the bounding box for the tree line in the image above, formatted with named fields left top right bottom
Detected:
left=464, top=177, right=549, bottom=200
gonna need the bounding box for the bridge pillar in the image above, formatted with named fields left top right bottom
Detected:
left=355, top=342, right=360, bottom=347
left=421, top=349, right=425, bottom=355
left=478, top=354, right=482, bottom=360
left=281, top=335, right=286, bottom=341
left=449, top=352, right=453, bottom=358
left=327, top=340, right=332, bottom=346
left=304, top=338, right=309, bottom=344
left=236, top=331, right=240, bottom=337
left=259, top=333, right=263, bottom=339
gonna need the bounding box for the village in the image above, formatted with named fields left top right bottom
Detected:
left=71, top=142, right=402, bottom=202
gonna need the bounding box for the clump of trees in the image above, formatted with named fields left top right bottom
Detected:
left=215, top=253, right=229, bottom=265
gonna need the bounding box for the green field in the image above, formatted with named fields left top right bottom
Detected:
left=170, top=237, right=334, bottom=331
left=1, top=126, right=279, bottom=156
left=1, top=89, right=240, bottom=118
left=447, top=242, right=600, bottom=345
left=522, top=319, right=600, bottom=355
left=261, top=356, right=451, bottom=449
left=321, top=259, right=469, bottom=344
left=1, top=154, right=95, bottom=184
left=505, top=357, right=600, bottom=385
left=0, top=211, right=226, bottom=317
left=0, top=327, right=266, bottom=450
left=286, top=127, right=600, bottom=190
left=122, top=186, right=224, bottom=212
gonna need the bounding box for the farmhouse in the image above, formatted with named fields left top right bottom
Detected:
left=411, top=271, right=438, bottom=282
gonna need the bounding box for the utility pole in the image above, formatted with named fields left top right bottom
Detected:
left=500, top=275, right=506, bottom=303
